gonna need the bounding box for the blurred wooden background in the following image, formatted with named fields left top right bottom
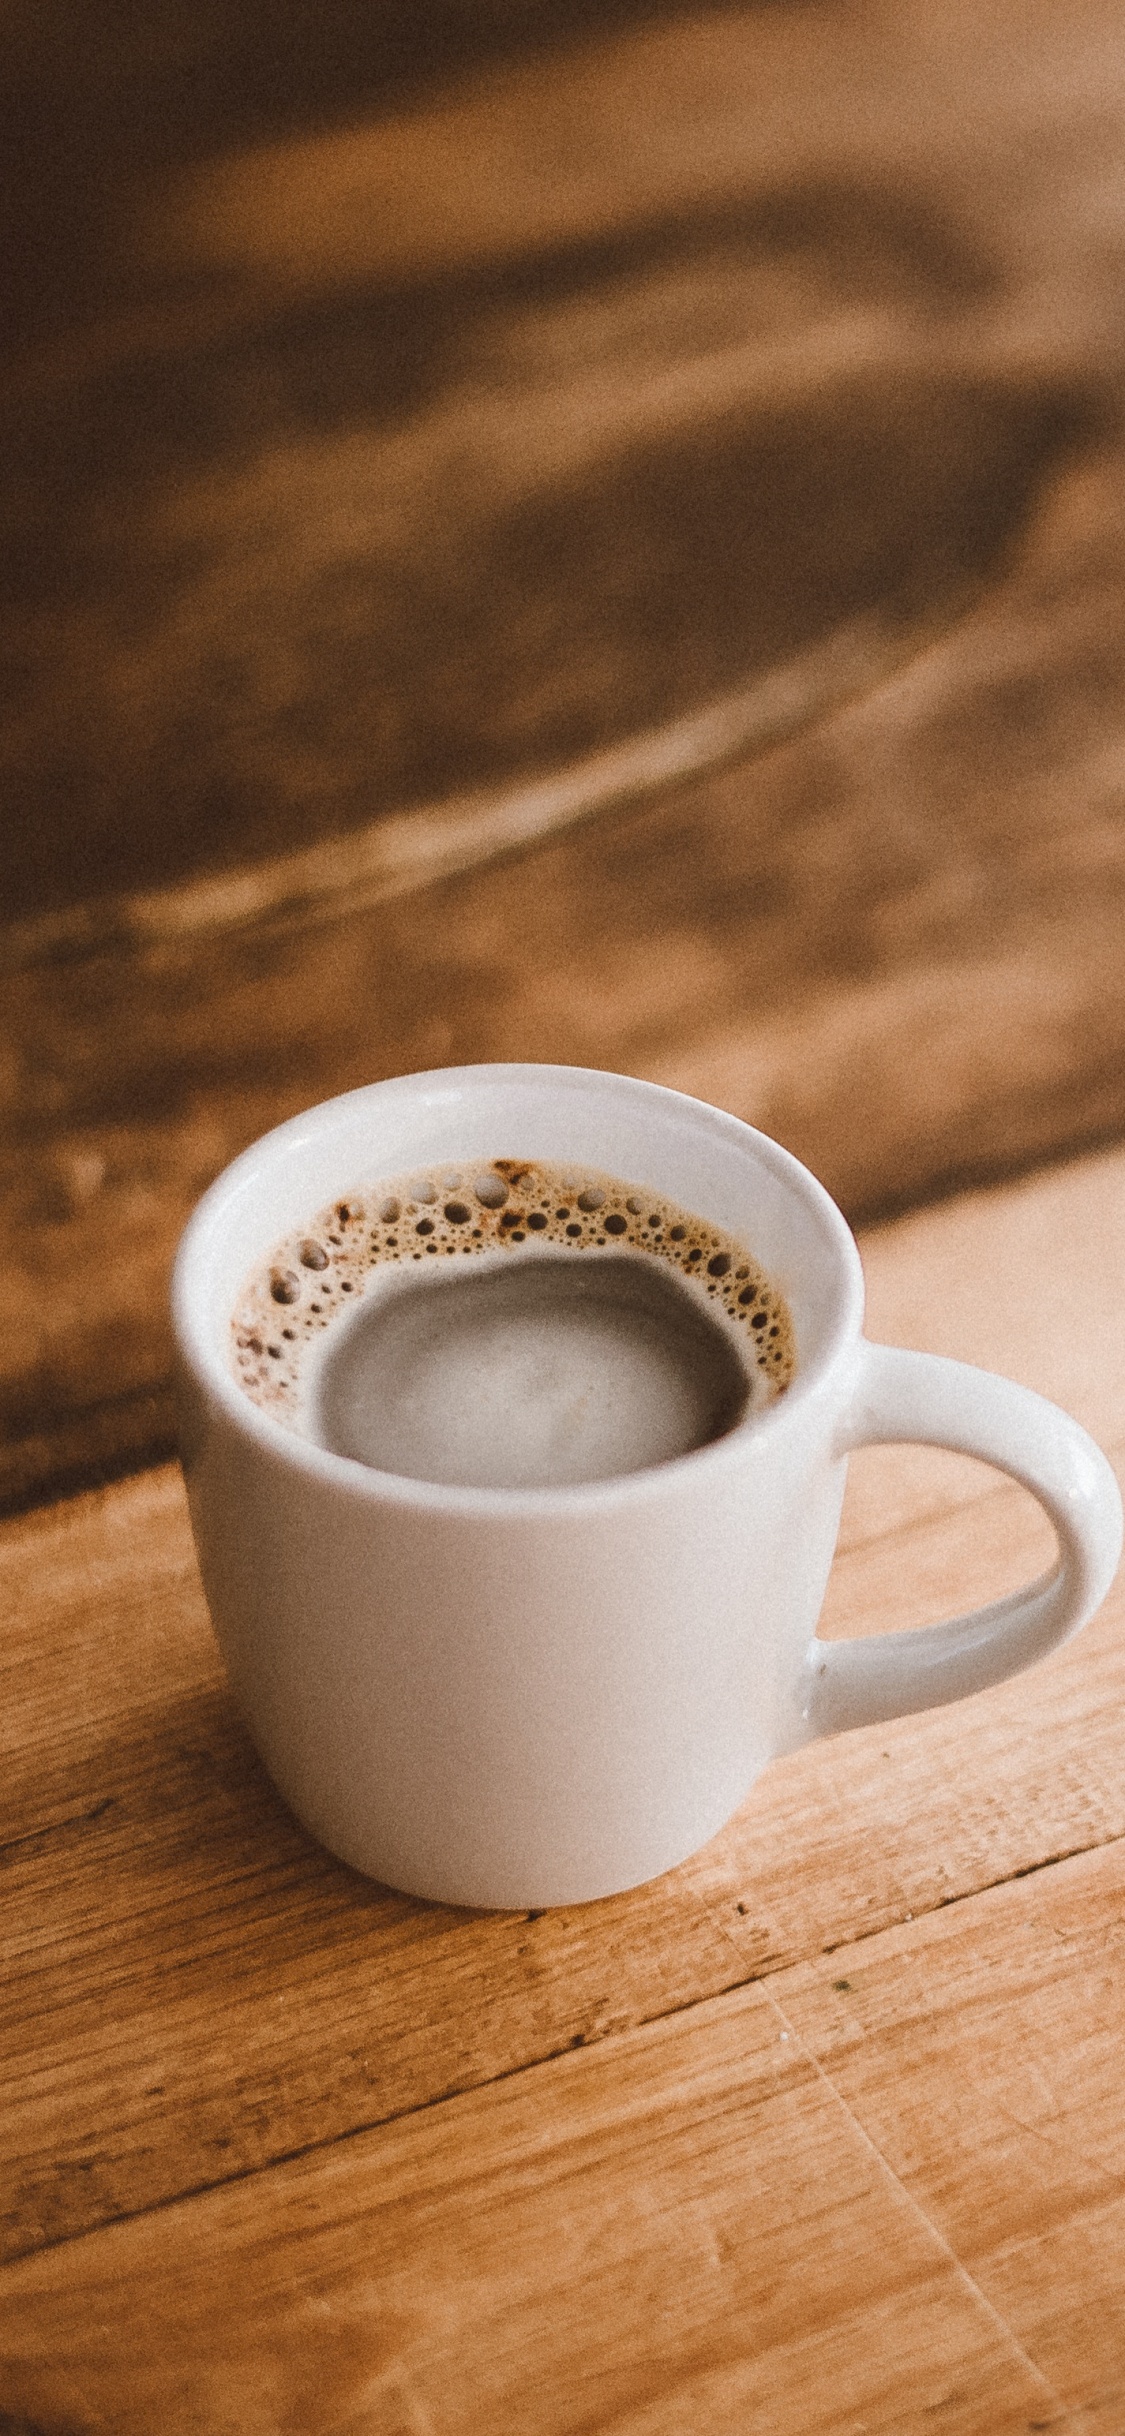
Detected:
left=5, top=0, right=1125, bottom=1512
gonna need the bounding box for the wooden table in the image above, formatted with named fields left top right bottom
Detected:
left=4, top=1139, right=1124, bottom=2433
left=6, top=2, right=1125, bottom=2422
left=9, top=0, right=1125, bottom=1522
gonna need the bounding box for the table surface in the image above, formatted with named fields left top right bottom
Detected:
left=3, top=1138, right=1125, bottom=2434
left=6, top=4, right=1125, bottom=2425
left=8, top=0, right=1125, bottom=1522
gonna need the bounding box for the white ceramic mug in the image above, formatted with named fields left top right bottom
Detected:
left=172, top=1064, right=1122, bottom=1908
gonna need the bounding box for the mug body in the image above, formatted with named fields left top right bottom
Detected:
left=172, top=1065, right=865, bottom=1906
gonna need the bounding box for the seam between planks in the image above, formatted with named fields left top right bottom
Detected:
left=5, top=1413, right=1122, bottom=2268
left=6, top=1828, right=1125, bottom=2277
left=816, top=1834, right=1125, bottom=1953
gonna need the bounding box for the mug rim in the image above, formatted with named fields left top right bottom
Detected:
left=171, top=1062, right=866, bottom=1514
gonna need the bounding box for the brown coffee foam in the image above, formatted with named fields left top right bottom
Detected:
left=231, top=1156, right=794, bottom=1429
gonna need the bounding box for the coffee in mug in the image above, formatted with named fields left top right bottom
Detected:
left=173, top=1064, right=1123, bottom=1908
left=230, top=1157, right=794, bottom=1490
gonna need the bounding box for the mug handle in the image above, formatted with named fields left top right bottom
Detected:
left=805, top=1342, right=1123, bottom=1738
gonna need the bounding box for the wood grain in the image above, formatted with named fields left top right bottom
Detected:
left=7, top=439, right=1125, bottom=1514
left=777, top=1841, right=1125, bottom=2426
left=0, top=1982, right=1060, bottom=2436
left=0, top=1465, right=740, bottom=2264
left=7, top=0, right=1125, bottom=1509
left=3, top=1141, right=1124, bottom=2306
left=11, top=13, right=1125, bottom=2425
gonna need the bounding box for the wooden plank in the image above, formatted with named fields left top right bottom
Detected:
left=3, top=1145, right=1124, bottom=2265
left=691, top=1480, right=1125, bottom=1979
left=3, top=5, right=690, bottom=371
left=7, top=436, right=1125, bottom=1512
left=8, top=0, right=1125, bottom=1508
left=5, top=1455, right=1125, bottom=2267
left=0, top=1469, right=744, bottom=2268
left=687, top=1144, right=1125, bottom=1973
left=21, top=0, right=1125, bottom=362
left=5, top=11, right=1125, bottom=2417
left=0, top=1981, right=1056, bottom=2436
left=143, top=2, right=1045, bottom=304
left=774, top=1838, right=1125, bottom=2426
left=17, top=0, right=1086, bottom=936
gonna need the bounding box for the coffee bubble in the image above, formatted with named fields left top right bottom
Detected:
left=231, top=1156, right=795, bottom=1437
